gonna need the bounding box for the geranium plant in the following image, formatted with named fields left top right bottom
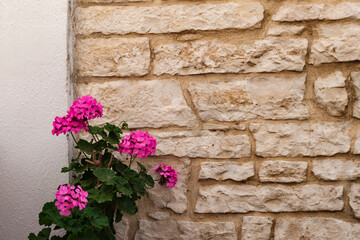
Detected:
left=29, top=95, right=177, bottom=240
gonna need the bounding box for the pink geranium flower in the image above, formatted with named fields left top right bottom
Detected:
left=55, top=184, right=88, bottom=216
left=51, top=95, right=102, bottom=135
left=154, top=163, right=178, bottom=188
left=117, top=130, right=157, bottom=159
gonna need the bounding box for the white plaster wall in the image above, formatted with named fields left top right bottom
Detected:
left=0, top=0, right=69, bottom=239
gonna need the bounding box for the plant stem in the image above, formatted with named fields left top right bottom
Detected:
left=70, top=132, right=77, bottom=144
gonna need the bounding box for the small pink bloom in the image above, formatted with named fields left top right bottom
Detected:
left=117, top=130, right=157, bottom=159
left=55, top=184, right=88, bottom=216
left=154, top=163, right=178, bottom=188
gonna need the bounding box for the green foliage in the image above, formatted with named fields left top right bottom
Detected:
left=29, top=122, right=155, bottom=240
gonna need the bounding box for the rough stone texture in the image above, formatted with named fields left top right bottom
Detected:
left=76, top=80, right=197, bottom=128
left=154, top=38, right=308, bottom=75
left=75, top=3, right=264, bottom=35
left=250, top=122, right=351, bottom=157
left=195, top=185, right=343, bottom=213
left=275, top=217, right=360, bottom=240
left=134, top=220, right=237, bottom=240
left=147, top=164, right=187, bottom=214
left=355, top=131, right=360, bottom=155
left=154, top=131, right=251, bottom=158
left=266, top=25, right=304, bottom=36
left=75, top=38, right=150, bottom=77
left=242, top=216, right=273, bottom=240
left=259, top=161, right=307, bottom=183
left=352, top=72, right=360, bottom=119
left=114, top=217, right=130, bottom=240
left=147, top=212, right=170, bottom=221
left=312, top=159, right=360, bottom=181
left=349, top=184, right=360, bottom=219
left=234, top=124, right=247, bottom=131
left=314, top=71, right=348, bottom=116
left=199, top=162, right=254, bottom=181
left=309, top=23, right=360, bottom=65
left=189, top=75, right=308, bottom=121
left=203, top=123, right=230, bottom=131
left=273, top=3, right=360, bottom=21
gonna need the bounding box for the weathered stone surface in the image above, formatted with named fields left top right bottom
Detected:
left=76, top=80, right=197, bottom=128
left=312, top=159, right=360, bottom=181
left=75, top=3, right=264, bottom=35
left=314, top=71, right=348, bottom=116
left=195, top=185, right=343, bottom=213
left=352, top=72, right=360, bottom=119
left=275, top=217, right=360, bottom=240
left=266, top=25, right=304, bottom=36
left=273, top=3, right=360, bottom=22
left=349, top=184, right=360, bottom=219
left=154, top=38, right=308, bottom=75
left=234, top=124, right=246, bottom=131
left=199, top=162, right=254, bottom=181
left=75, top=38, right=150, bottom=77
left=114, top=217, right=130, bottom=240
left=259, top=161, right=307, bottom=183
left=355, top=131, right=360, bottom=154
left=155, top=131, right=251, bottom=158
left=242, top=216, right=273, bottom=240
left=134, top=220, right=237, bottom=240
left=189, top=75, right=308, bottom=121
left=203, top=123, right=230, bottom=131
left=309, top=23, right=360, bottom=65
left=147, top=164, right=187, bottom=213
left=147, top=212, right=170, bottom=221
left=250, top=122, right=351, bottom=157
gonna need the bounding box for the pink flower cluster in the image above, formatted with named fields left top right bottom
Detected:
left=55, top=184, right=88, bottom=216
left=154, top=163, right=178, bottom=188
left=52, top=95, right=103, bottom=136
left=117, top=130, right=157, bottom=159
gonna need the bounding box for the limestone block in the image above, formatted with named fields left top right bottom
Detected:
left=189, top=75, right=308, bottom=121
left=76, top=80, right=197, bottom=128
left=242, top=216, right=273, bottom=240
left=75, top=3, right=264, bottom=35
left=351, top=72, right=360, bottom=119
left=266, top=25, right=304, bottom=36
left=275, top=217, right=360, bottom=240
left=259, top=161, right=307, bottom=183
left=134, top=220, right=237, bottom=240
left=147, top=164, right=187, bottom=214
left=155, top=131, right=251, bottom=158
left=147, top=212, right=170, bottom=221
left=199, top=162, right=254, bottom=181
left=273, top=3, right=360, bottom=21
left=314, top=71, right=348, bottom=116
left=75, top=38, right=150, bottom=77
left=195, top=185, right=343, bottom=213
left=309, top=23, right=360, bottom=64
left=312, top=159, right=360, bottom=181
left=154, top=39, right=308, bottom=75
left=349, top=184, right=360, bottom=219
left=114, top=217, right=130, bottom=240
left=250, top=122, right=351, bottom=157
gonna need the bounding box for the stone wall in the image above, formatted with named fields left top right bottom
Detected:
left=73, top=0, right=360, bottom=239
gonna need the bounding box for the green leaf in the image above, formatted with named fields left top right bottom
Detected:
left=104, top=123, right=122, bottom=135
left=88, top=125, right=104, bottom=135
left=113, top=162, right=128, bottom=174
left=115, top=176, right=133, bottom=196
left=129, top=177, right=146, bottom=196
left=84, top=207, right=109, bottom=229
left=115, top=209, right=122, bottom=223
left=75, top=139, right=94, bottom=154
left=108, top=131, right=120, bottom=145
left=87, top=188, right=114, bottom=203
left=28, top=228, right=51, bottom=240
left=39, top=202, right=55, bottom=226
left=136, top=162, right=147, bottom=172
left=93, top=168, right=116, bottom=185
left=116, top=196, right=137, bottom=215
left=103, top=226, right=116, bottom=240
left=140, top=171, right=155, bottom=188
left=68, top=229, right=98, bottom=240
left=122, top=168, right=138, bottom=179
